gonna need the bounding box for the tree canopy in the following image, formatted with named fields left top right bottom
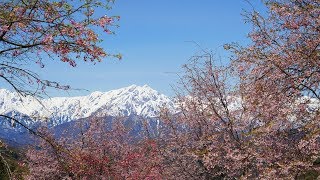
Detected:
left=0, top=0, right=120, bottom=96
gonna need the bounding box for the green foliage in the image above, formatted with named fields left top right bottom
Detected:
left=313, top=157, right=320, bottom=165
left=0, top=143, right=28, bottom=180
left=296, top=170, right=319, bottom=180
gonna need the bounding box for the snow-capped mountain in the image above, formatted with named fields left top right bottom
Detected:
left=0, top=85, right=175, bottom=126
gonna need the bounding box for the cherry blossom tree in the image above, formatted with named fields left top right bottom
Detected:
left=228, top=0, right=320, bottom=177
left=0, top=0, right=120, bottom=97
left=0, top=0, right=121, bottom=178
left=159, top=0, right=320, bottom=179
left=25, top=118, right=163, bottom=179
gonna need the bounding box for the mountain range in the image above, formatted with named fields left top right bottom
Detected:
left=0, top=84, right=175, bottom=124
left=0, top=85, right=176, bottom=145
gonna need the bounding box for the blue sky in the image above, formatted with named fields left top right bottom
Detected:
left=3, top=0, right=267, bottom=97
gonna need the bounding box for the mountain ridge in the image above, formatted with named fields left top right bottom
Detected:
left=0, top=85, right=175, bottom=125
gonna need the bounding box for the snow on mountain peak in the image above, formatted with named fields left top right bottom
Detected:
left=0, top=85, right=174, bottom=124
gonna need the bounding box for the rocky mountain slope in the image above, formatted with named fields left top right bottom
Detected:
left=0, top=85, right=175, bottom=126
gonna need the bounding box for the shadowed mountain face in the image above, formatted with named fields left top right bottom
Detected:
left=0, top=113, right=162, bottom=147
left=53, top=115, right=161, bottom=141
left=0, top=85, right=174, bottom=146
